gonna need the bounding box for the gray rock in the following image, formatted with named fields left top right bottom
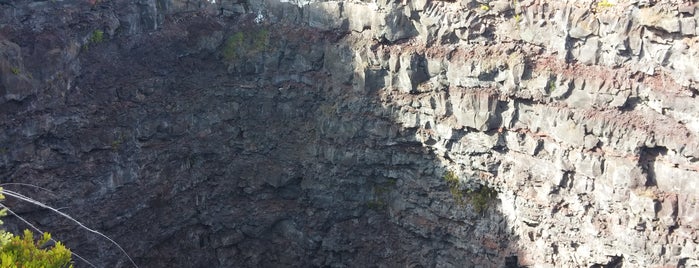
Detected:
left=680, top=17, right=696, bottom=35
left=306, top=1, right=346, bottom=31
left=576, top=37, right=600, bottom=65
left=569, top=9, right=599, bottom=39
left=450, top=89, right=499, bottom=131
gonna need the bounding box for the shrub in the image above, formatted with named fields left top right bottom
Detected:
left=0, top=189, right=73, bottom=268
left=222, top=32, right=245, bottom=60
left=0, top=230, right=73, bottom=268
left=598, top=0, right=614, bottom=8
left=443, top=171, right=498, bottom=213
left=222, top=29, right=270, bottom=61
left=443, top=170, right=466, bottom=205
left=90, top=30, right=104, bottom=43
left=83, top=29, right=105, bottom=51
left=467, top=185, right=498, bottom=214
left=250, top=29, right=270, bottom=52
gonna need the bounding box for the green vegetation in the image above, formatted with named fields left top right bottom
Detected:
left=511, top=0, right=519, bottom=7
left=111, top=134, right=124, bottom=151
left=597, top=0, right=614, bottom=8
left=0, top=189, right=73, bottom=268
left=90, top=30, right=104, bottom=44
left=467, top=185, right=498, bottom=214
left=222, top=28, right=271, bottom=61
left=83, top=29, right=105, bottom=51
left=443, top=171, right=499, bottom=213
left=9, top=67, right=19, bottom=75
left=511, top=0, right=522, bottom=28
left=251, top=29, right=270, bottom=52
left=444, top=170, right=466, bottom=205
left=0, top=230, right=73, bottom=268
left=547, top=80, right=556, bottom=94
left=479, top=3, right=490, bottom=11
left=0, top=188, right=138, bottom=267
left=222, top=32, right=244, bottom=60
left=110, top=140, right=121, bottom=151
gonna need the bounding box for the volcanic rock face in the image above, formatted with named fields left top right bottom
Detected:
left=0, top=0, right=698, bottom=267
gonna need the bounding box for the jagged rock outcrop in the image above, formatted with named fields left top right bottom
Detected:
left=0, top=0, right=698, bottom=267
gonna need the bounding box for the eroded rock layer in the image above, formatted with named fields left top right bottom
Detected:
left=0, top=0, right=698, bottom=267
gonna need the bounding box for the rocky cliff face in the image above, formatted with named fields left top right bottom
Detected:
left=0, top=0, right=698, bottom=267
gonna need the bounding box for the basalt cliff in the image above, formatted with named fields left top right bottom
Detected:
left=1, top=0, right=698, bottom=267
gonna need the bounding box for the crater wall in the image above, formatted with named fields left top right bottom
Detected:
left=0, top=0, right=698, bottom=267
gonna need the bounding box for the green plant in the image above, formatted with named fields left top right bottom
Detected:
left=466, top=185, right=498, bottom=213
left=90, top=30, right=104, bottom=43
left=111, top=134, right=124, bottom=151
left=547, top=80, right=556, bottom=94
left=110, top=140, right=121, bottom=150
left=222, top=29, right=270, bottom=61
left=222, top=32, right=245, bottom=60
left=0, top=230, right=73, bottom=268
left=0, top=187, right=138, bottom=267
left=0, top=189, right=73, bottom=268
left=479, top=3, right=490, bottom=11
left=444, top=170, right=466, bottom=205
left=443, top=171, right=498, bottom=213
left=83, top=29, right=105, bottom=51
left=9, top=67, right=19, bottom=75
left=250, top=29, right=270, bottom=52
left=598, top=0, right=614, bottom=8
left=511, top=0, right=522, bottom=28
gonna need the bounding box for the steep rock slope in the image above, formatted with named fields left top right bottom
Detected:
left=330, top=0, right=699, bottom=266
left=0, top=0, right=697, bottom=267
left=0, top=1, right=514, bottom=267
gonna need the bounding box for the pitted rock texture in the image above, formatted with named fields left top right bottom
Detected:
left=0, top=0, right=698, bottom=267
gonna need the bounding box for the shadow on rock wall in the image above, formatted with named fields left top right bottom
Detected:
left=0, top=1, right=519, bottom=267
